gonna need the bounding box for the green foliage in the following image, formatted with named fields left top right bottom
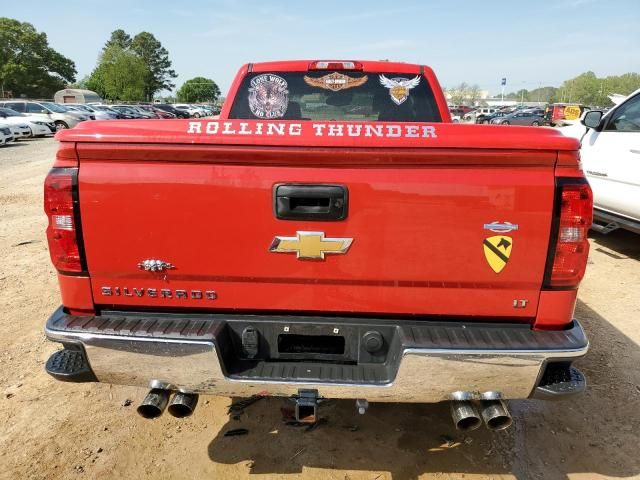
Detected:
left=87, top=29, right=178, bottom=102
left=0, top=17, right=76, bottom=98
left=131, top=32, right=177, bottom=101
left=176, top=77, right=221, bottom=103
left=505, top=72, right=640, bottom=107
left=86, top=46, right=147, bottom=101
left=104, top=29, right=131, bottom=50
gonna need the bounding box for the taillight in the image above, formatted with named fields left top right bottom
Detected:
left=44, top=168, right=85, bottom=274
left=308, top=61, right=363, bottom=71
left=544, top=180, right=593, bottom=288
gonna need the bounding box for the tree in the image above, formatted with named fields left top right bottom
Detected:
left=131, top=32, right=177, bottom=101
left=104, top=29, right=131, bottom=50
left=86, top=45, right=148, bottom=101
left=0, top=17, right=76, bottom=98
left=177, top=77, right=221, bottom=103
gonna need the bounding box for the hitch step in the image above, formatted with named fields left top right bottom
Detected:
left=45, top=348, right=97, bottom=383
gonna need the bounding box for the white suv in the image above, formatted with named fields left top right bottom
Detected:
left=0, top=101, right=89, bottom=130
left=581, top=88, right=640, bottom=234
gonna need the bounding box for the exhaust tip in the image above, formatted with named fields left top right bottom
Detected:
left=480, top=399, right=513, bottom=431
left=137, top=388, right=170, bottom=419
left=450, top=400, right=482, bottom=432
left=168, top=392, right=199, bottom=418
left=486, top=414, right=512, bottom=431
left=456, top=415, right=483, bottom=432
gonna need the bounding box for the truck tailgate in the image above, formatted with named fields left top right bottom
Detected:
left=77, top=143, right=555, bottom=319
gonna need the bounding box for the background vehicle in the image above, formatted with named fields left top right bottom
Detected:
left=109, top=105, right=148, bottom=119
left=92, top=105, right=128, bottom=119
left=544, top=103, right=588, bottom=126
left=0, top=100, right=87, bottom=130
left=479, top=111, right=508, bottom=124
left=0, top=123, right=15, bottom=145
left=138, top=105, right=176, bottom=118
left=123, top=105, right=161, bottom=119
left=491, top=111, right=544, bottom=126
left=6, top=122, right=31, bottom=139
left=61, top=105, right=96, bottom=120
left=0, top=107, right=54, bottom=136
left=66, top=104, right=118, bottom=120
left=464, top=107, right=497, bottom=123
left=44, top=60, right=592, bottom=433
left=173, top=104, right=201, bottom=117
left=581, top=88, right=640, bottom=234
left=155, top=103, right=190, bottom=118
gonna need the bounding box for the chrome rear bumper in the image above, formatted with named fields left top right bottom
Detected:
left=45, top=307, right=588, bottom=402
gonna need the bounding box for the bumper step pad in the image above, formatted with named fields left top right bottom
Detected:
left=533, top=364, right=586, bottom=399
left=45, top=349, right=97, bottom=383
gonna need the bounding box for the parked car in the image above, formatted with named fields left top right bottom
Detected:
left=0, top=101, right=88, bottom=130
left=0, top=123, right=15, bottom=145
left=491, top=111, right=544, bottom=126
left=580, top=88, right=640, bottom=234
left=0, top=107, right=54, bottom=136
left=479, top=111, right=509, bottom=124
left=66, top=104, right=118, bottom=120
left=61, top=105, right=97, bottom=120
left=173, top=104, right=202, bottom=118
left=155, top=104, right=190, bottom=118
left=109, top=106, right=148, bottom=119
left=464, top=107, right=498, bottom=123
left=92, top=105, right=129, bottom=119
left=138, top=105, right=176, bottom=118
left=6, top=123, right=32, bottom=140
left=124, top=105, right=160, bottom=119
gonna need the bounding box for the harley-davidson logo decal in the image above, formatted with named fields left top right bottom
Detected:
left=379, top=74, right=421, bottom=105
left=270, top=231, right=352, bottom=260
left=304, top=73, right=368, bottom=92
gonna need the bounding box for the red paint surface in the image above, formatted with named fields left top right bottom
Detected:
left=51, top=60, right=587, bottom=327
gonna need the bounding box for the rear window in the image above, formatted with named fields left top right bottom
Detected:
left=229, top=71, right=442, bottom=122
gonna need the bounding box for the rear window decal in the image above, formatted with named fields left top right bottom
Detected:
left=248, top=74, right=289, bottom=119
left=379, top=75, right=421, bottom=105
left=303, top=72, right=368, bottom=92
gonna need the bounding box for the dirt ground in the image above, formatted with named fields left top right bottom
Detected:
left=0, top=137, right=638, bottom=480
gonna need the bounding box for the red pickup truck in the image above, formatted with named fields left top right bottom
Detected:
left=44, top=60, right=592, bottom=432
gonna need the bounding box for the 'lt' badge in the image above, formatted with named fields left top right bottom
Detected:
left=270, top=231, right=353, bottom=260
left=483, top=236, right=513, bottom=273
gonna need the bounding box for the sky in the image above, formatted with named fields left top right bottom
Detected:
left=4, top=0, right=640, bottom=97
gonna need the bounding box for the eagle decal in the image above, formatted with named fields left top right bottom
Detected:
left=379, top=74, right=421, bottom=105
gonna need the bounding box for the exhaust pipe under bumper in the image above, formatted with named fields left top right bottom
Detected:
left=480, top=399, right=512, bottom=431
left=168, top=392, right=199, bottom=418
left=450, top=400, right=482, bottom=431
left=137, top=388, right=170, bottom=419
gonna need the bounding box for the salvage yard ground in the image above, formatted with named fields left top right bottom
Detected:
left=0, top=138, right=638, bottom=480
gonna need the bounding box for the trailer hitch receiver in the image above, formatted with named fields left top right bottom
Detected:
left=293, top=389, right=320, bottom=424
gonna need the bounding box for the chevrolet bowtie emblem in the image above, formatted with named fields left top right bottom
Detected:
left=269, top=231, right=353, bottom=260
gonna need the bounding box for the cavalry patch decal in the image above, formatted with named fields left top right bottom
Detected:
left=379, top=75, right=421, bottom=105
left=248, top=74, right=289, bottom=119
left=483, top=235, right=513, bottom=273
left=303, top=73, right=368, bottom=92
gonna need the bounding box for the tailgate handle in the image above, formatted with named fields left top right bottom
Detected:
left=274, top=184, right=348, bottom=221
